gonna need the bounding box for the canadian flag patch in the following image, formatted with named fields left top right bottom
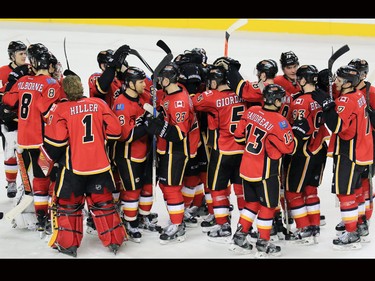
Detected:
left=175, top=100, right=185, bottom=108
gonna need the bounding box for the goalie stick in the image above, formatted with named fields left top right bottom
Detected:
left=5, top=194, right=34, bottom=222
left=328, top=44, right=350, bottom=98
left=224, top=19, right=248, bottom=57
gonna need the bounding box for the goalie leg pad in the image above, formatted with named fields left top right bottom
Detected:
left=50, top=196, right=85, bottom=250
left=3, top=128, right=17, bottom=160
left=87, top=193, right=126, bottom=247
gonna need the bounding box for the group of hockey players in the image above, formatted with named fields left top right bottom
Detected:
left=0, top=38, right=373, bottom=258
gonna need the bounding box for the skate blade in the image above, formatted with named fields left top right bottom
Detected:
left=128, top=237, right=141, bottom=243
left=359, top=236, right=371, bottom=243
left=184, top=222, right=199, bottom=228
left=332, top=242, right=362, bottom=250
left=201, top=225, right=217, bottom=233
left=255, top=251, right=281, bottom=258
left=289, top=236, right=316, bottom=245
left=228, top=243, right=253, bottom=255
left=159, top=234, right=186, bottom=245
left=207, top=236, right=232, bottom=244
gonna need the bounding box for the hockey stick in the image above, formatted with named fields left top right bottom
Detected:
left=5, top=194, right=34, bottom=221
left=150, top=53, right=174, bottom=193
left=224, top=19, right=248, bottom=57
left=128, top=48, right=154, bottom=74
left=63, top=37, right=70, bottom=70
left=156, top=40, right=172, bottom=55
left=328, top=44, right=350, bottom=98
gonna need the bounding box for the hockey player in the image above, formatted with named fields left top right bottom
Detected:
left=311, top=65, right=373, bottom=249
left=0, top=41, right=28, bottom=198
left=145, top=62, right=199, bottom=244
left=274, top=51, right=301, bottom=95
left=174, top=48, right=209, bottom=227
left=285, top=65, right=330, bottom=245
left=225, top=57, right=294, bottom=238
left=230, top=84, right=295, bottom=257
left=86, top=45, right=130, bottom=233
left=38, top=74, right=126, bottom=257
left=88, top=46, right=129, bottom=108
left=192, top=58, right=246, bottom=243
left=112, top=66, right=154, bottom=242
left=2, top=43, right=62, bottom=236
left=334, top=58, right=374, bottom=242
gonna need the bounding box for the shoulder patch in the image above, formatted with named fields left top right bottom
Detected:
left=278, top=120, right=289, bottom=129
left=115, top=103, right=124, bottom=111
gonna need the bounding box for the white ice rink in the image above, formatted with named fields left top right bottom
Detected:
left=0, top=21, right=375, bottom=259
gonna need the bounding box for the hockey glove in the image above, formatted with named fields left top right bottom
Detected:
left=292, top=118, right=310, bottom=138
left=213, top=57, right=241, bottom=71
left=226, top=65, right=244, bottom=91
left=311, top=89, right=335, bottom=111
left=0, top=103, right=17, bottom=124
left=317, top=68, right=330, bottom=92
left=5, top=64, right=31, bottom=92
left=108, top=44, right=131, bottom=69
left=38, top=145, right=54, bottom=177
left=135, top=110, right=152, bottom=127
left=145, top=114, right=166, bottom=136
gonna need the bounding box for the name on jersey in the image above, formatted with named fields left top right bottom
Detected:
left=216, top=95, right=243, bottom=107
left=18, top=81, right=44, bottom=92
left=70, top=104, right=98, bottom=115
left=247, top=111, right=274, bottom=130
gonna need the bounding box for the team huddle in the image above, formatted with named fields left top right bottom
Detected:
left=0, top=39, right=374, bottom=258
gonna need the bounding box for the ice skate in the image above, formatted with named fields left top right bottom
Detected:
left=183, top=208, right=198, bottom=228
left=333, top=231, right=361, bottom=250
left=286, top=226, right=316, bottom=245
left=138, top=214, right=162, bottom=232
left=108, top=244, right=120, bottom=255
left=357, top=221, right=370, bottom=243
left=335, top=221, right=345, bottom=236
left=86, top=212, right=97, bottom=235
left=6, top=182, right=17, bottom=198
left=228, top=225, right=253, bottom=254
left=207, top=222, right=232, bottom=244
left=125, top=221, right=142, bottom=243
left=159, top=223, right=186, bottom=244
left=200, top=213, right=217, bottom=233
left=255, top=238, right=281, bottom=258
left=54, top=243, right=78, bottom=258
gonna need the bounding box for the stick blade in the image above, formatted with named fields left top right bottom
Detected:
left=152, top=53, right=174, bottom=84
left=328, top=44, right=350, bottom=71
left=226, top=19, right=248, bottom=37
left=156, top=40, right=171, bottom=54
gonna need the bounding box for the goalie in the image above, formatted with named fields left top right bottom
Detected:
left=38, top=74, right=126, bottom=257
